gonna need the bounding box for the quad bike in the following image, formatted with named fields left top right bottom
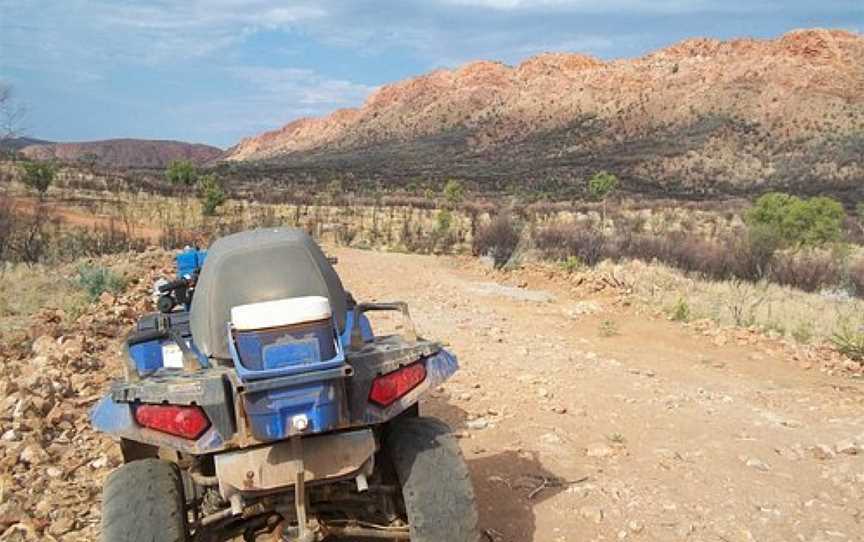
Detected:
left=91, top=228, right=480, bottom=541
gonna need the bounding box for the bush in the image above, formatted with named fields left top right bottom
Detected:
left=442, top=179, right=464, bottom=208
left=532, top=222, right=853, bottom=296
left=534, top=224, right=606, bottom=266
left=669, top=297, right=691, bottom=322
left=746, top=192, right=845, bottom=247
left=559, top=256, right=584, bottom=274
left=769, top=251, right=841, bottom=292
left=473, top=213, right=521, bottom=268
left=197, top=174, right=226, bottom=216
left=847, top=259, right=864, bottom=296
left=435, top=209, right=453, bottom=234
left=20, top=161, right=56, bottom=199
left=831, top=322, right=864, bottom=361
left=76, top=265, right=126, bottom=301
left=587, top=171, right=618, bottom=202
left=165, top=160, right=198, bottom=188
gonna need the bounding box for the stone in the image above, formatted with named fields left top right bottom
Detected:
left=30, top=335, right=58, bottom=357
left=18, top=443, right=48, bottom=466
left=745, top=457, right=771, bottom=471
left=466, top=418, right=489, bottom=430
left=835, top=441, right=861, bottom=455
left=579, top=505, right=604, bottom=523
left=48, top=516, right=75, bottom=536
left=586, top=443, right=616, bottom=458
left=810, top=444, right=836, bottom=460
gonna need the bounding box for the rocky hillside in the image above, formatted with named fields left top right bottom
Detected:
left=0, top=137, right=53, bottom=153
left=224, top=29, right=864, bottom=200
left=20, top=139, right=222, bottom=168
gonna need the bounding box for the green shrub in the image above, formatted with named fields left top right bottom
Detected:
left=587, top=171, right=618, bottom=202
left=165, top=160, right=198, bottom=188
left=746, top=192, right=845, bottom=247
left=442, top=179, right=464, bottom=208
left=76, top=265, right=126, bottom=301
left=587, top=171, right=619, bottom=227
left=559, top=256, right=584, bottom=274
left=198, top=174, right=226, bottom=216
left=20, top=161, right=56, bottom=198
left=435, top=209, right=453, bottom=233
left=669, top=297, right=691, bottom=322
left=831, top=323, right=864, bottom=361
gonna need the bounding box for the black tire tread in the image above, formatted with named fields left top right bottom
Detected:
left=386, top=416, right=481, bottom=542
left=101, top=458, right=187, bottom=542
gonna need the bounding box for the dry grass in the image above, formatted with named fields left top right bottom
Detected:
left=0, top=255, right=146, bottom=336
left=0, top=263, right=84, bottom=335
left=604, top=259, right=864, bottom=344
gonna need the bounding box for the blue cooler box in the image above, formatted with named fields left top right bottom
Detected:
left=243, top=374, right=347, bottom=440
left=229, top=296, right=348, bottom=439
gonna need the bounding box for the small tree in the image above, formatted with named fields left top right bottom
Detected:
left=443, top=179, right=464, bottom=208
left=21, top=161, right=55, bottom=199
left=166, top=160, right=198, bottom=191
left=587, top=171, right=618, bottom=228
left=435, top=209, right=453, bottom=234
left=0, top=83, right=26, bottom=144
left=197, top=174, right=226, bottom=216
left=472, top=212, right=522, bottom=268
left=747, top=192, right=844, bottom=248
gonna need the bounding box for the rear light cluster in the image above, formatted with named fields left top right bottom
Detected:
left=134, top=404, right=210, bottom=439
left=369, top=361, right=427, bottom=407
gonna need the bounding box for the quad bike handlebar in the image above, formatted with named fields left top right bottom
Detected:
left=158, top=277, right=191, bottom=294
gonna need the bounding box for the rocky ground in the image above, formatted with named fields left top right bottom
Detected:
left=2, top=246, right=864, bottom=541
left=0, top=250, right=170, bottom=541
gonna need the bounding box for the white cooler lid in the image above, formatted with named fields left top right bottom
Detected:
left=231, top=296, right=332, bottom=330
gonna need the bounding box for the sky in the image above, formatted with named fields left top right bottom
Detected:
left=0, top=1, right=861, bottom=148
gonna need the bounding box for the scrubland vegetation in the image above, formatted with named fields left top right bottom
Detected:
left=3, top=157, right=864, bottom=358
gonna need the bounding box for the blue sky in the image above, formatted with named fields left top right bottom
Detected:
left=1, top=1, right=861, bottom=148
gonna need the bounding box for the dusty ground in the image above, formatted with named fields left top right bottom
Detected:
left=2, top=246, right=863, bottom=541
left=335, top=247, right=864, bottom=542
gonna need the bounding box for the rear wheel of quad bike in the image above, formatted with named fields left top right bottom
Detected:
left=386, top=416, right=481, bottom=542
left=101, top=458, right=188, bottom=542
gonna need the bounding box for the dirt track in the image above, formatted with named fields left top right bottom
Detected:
left=3, top=239, right=864, bottom=541
left=333, top=247, right=864, bottom=542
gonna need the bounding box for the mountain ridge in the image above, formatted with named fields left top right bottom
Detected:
left=20, top=138, right=222, bottom=168
left=222, top=28, right=864, bottom=199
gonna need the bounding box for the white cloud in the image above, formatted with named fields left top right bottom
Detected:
left=229, top=66, right=376, bottom=108
left=167, top=67, right=377, bottom=140
left=442, top=0, right=864, bottom=17
left=0, top=0, right=328, bottom=70
left=440, top=0, right=742, bottom=12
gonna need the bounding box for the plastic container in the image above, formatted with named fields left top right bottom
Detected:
left=129, top=339, right=164, bottom=373
left=176, top=248, right=207, bottom=279
left=229, top=296, right=343, bottom=380
left=244, top=375, right=347, bottom=440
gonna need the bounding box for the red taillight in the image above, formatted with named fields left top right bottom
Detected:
left=134, top=404, right=210, bottom=439
left=369, top=362, right=427, bottom=407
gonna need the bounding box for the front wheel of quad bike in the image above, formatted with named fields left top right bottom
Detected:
left=101, top=458, right=188, bottom=542
left=386, top=416, right=481, bottom=542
